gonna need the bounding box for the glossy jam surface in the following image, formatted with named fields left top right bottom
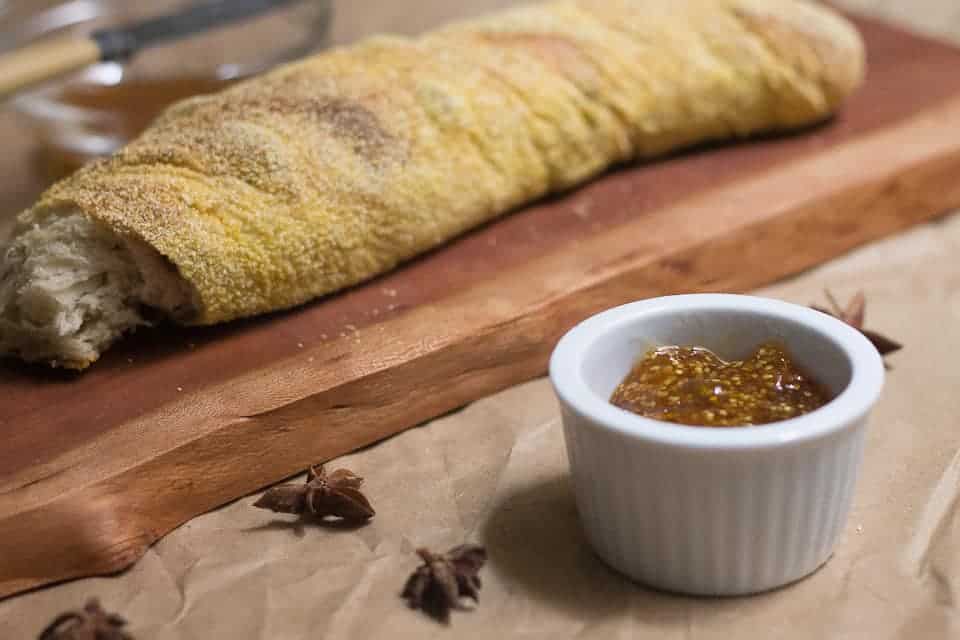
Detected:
left=610, top=343, right=830, bottom=427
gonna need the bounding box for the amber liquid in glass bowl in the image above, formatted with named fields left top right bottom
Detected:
left=40, top=75, right=235, bottom=179
left=5, top=0, right=333, bottom=183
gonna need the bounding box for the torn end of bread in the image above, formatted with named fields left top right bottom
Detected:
left=0, top=210, right=193, bottom=369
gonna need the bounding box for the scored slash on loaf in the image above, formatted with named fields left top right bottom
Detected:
left=0, top=0, right=865, bottom=369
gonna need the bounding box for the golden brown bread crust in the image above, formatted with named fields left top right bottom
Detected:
left=26, top=0, right=865, bottom=329
left=732, top=0, right=866, bottom=116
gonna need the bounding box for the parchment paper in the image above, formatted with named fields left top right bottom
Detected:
left=5, top=1, right=960, bottom=637
left=3, top=201, right=960, bottom=640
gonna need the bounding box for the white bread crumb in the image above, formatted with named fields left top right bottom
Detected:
left=0, top=209, right=191, bottom=369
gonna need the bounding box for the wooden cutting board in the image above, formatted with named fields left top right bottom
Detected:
left=3, top=14, right=960, bottom=599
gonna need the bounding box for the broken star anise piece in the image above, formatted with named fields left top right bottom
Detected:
left=402, top=544, right=487, bottom=624
left=38, top=598, right=133, bottom=640
left=253, top=464, right=374, bottom=522
left=812, top=290, right=903, bottom=357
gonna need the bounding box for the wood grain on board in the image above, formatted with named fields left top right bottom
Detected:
left=3, top=15, right=960, bottom=598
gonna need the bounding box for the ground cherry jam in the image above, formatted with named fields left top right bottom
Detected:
left=610, top=343, right=830, bottom=427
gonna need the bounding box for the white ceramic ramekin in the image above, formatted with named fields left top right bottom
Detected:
left=549, top=294, right=884, bottom=596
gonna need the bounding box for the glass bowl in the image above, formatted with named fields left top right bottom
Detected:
left=0, top=0, right=334, bottom=181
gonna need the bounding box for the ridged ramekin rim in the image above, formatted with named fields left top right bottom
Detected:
left=549, top=294, right=885, bottom=450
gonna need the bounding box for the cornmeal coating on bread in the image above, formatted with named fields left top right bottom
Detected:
left=2, top=0, right=864, bottom=368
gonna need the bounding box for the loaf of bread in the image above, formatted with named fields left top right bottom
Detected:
left=0, top=0, right=865, bottom=369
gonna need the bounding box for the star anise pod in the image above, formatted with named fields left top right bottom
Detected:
left=38, top=598, right=132, bottom=640
left=812, top=290, right=903, bottom=358
left=253, top=464, right=374, bottom=522
left=401, top=544, right=487, bottom=624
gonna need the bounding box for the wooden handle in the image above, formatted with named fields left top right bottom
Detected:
left=0, top=34, right=101, bottom=101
